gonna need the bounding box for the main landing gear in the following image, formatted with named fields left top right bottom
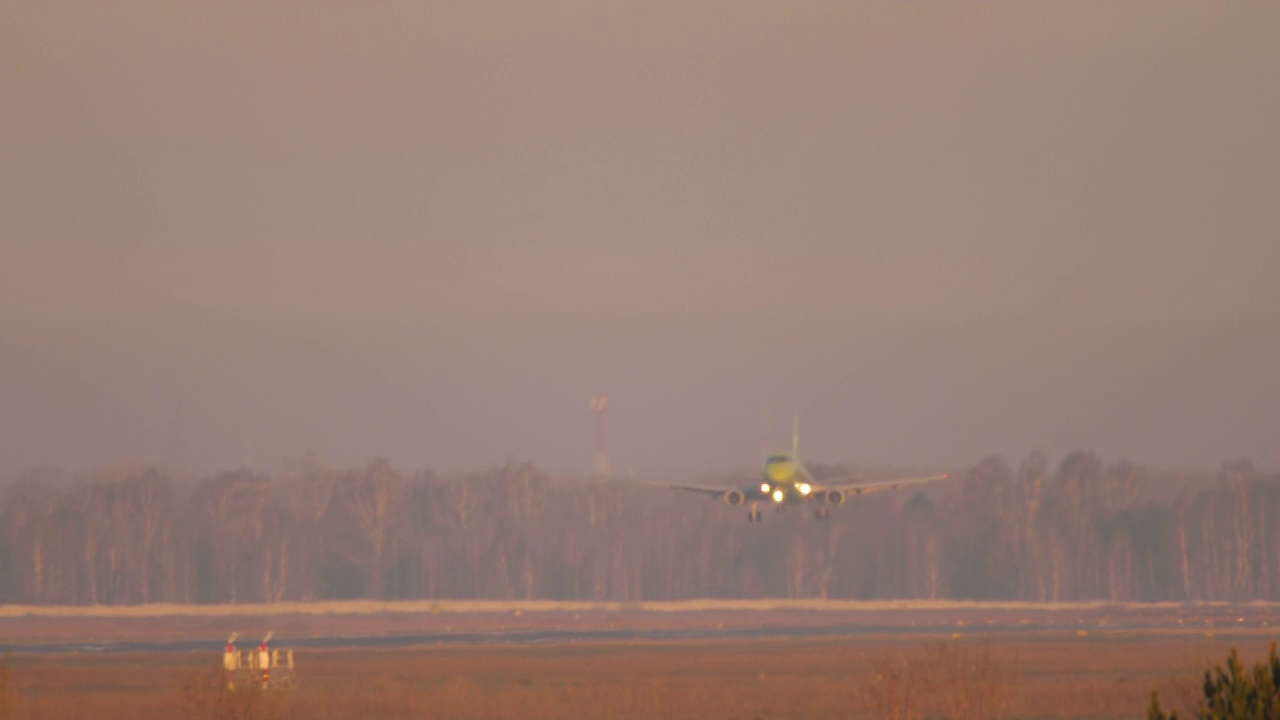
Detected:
left=813, top=506, right=831, bottom=520
left=747, top=501, right=792, bottom=522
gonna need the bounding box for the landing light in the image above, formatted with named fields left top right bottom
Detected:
left=761, top=483, right=771, bottom=493
left=772, top=489, right=785, bottom=503
left=798, top=483, right=811, bottom=495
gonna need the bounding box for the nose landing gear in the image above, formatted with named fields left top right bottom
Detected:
left=747, top=502, right=762, bottom=522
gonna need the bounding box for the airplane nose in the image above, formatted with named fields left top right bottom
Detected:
left=766, top=463, right=793, bottom=482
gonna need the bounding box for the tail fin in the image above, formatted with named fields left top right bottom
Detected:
left=792, top=414, right=800, bottom=459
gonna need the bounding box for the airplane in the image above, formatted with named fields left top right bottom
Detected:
left=668, top=417, right=949, bottom=521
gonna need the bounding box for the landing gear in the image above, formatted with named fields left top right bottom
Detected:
left=748, top=502, right=762, bottom=522
left=814, top=506, right=831, bottom=520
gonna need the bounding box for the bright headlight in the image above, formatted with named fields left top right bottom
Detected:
left=799, top=483, right=811, bottom=495
left=760, top=483, right=771, bottom=493
left=772, top=489, right=785, bottom=503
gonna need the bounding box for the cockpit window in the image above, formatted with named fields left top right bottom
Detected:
left=766, top=455, right=790, bottom=464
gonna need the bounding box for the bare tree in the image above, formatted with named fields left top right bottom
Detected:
left=339, top=459, right=404, bottom=598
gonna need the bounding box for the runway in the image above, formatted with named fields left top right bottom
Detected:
left=5, top=609, right=1276, bottom=655
left=0, top=621, right=1017, bottom=655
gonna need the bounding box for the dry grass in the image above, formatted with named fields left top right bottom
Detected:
left=0, top=662, right=14, bottom=720
left=180, top=663, right=290, bottom=720
left=2, top=635, right=1276, bottom=719
left=855, top=643, right=1009, bottom=720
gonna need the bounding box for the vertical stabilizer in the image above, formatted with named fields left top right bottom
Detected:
left=792, top=414, right=800, bottom=459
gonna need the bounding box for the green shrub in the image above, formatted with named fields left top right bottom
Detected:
left=1149, top=642, right=1280, bottom=720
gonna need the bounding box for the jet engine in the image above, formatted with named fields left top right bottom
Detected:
left=722, top=489, right=746, bottom=507
left=825, top=489, right=845, bottom=506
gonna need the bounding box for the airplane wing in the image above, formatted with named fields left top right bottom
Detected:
left=664, top=483, right=738, bottom=498
left=815, top=473, right=949, bottom=495
left=654, top=481, right=770, bottom=504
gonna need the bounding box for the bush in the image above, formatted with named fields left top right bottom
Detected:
left=1149, top=642, right=1280, bottom=720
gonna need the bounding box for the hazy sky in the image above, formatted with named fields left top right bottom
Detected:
left=2, top=2, right=1278, bottom=478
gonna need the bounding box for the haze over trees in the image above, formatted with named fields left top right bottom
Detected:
left=0, top=452, right=1275, bottom=605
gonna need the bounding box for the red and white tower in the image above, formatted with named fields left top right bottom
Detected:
left=590, top=396, right=611, bottom=480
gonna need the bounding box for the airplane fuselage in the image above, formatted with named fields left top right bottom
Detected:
left=758, top=454, right=813, bottom=504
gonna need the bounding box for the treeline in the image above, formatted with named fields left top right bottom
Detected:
left=0, top=452, right=1276, bottom=605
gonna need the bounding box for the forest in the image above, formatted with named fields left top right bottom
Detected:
left=0, top=451, right=1276, bottom=605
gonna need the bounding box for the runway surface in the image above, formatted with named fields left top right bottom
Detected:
left=0, top=621, right=1040, bottom=655
left=3, top=600, right=1278, bottom=655
left=6, top=614, right=1277, bottom=655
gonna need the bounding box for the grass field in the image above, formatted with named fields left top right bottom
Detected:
left=2, top=632, right=1275, bottom=719
left=2, top=603, right=1277, bottom=719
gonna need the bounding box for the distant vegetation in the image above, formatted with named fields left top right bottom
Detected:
left=0, top=452, right=1276, bottom=604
